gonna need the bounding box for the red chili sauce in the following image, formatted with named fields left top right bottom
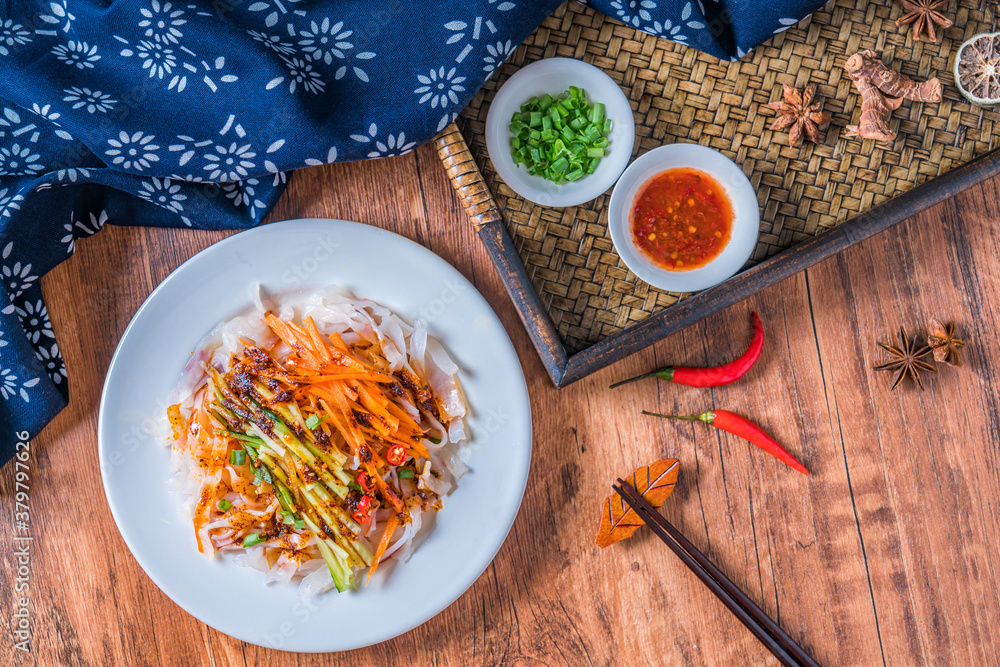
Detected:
left=630, top=168, right=733, bottom=271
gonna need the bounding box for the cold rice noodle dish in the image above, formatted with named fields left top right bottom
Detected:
left=164, top=287, right=470, bottom=595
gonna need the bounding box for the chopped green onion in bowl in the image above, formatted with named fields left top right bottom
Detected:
left=508, top=86, right=611, bottom=184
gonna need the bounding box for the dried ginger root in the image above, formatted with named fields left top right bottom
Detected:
left=843, top=50, right=943, bottom=141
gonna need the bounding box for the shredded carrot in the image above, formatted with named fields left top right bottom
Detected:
left=408, top=440, right=431, bottom=461
left=303, top=316, right=331, bottom=364
left=263, top=313, right=443, bottom=518
left=367, top=515, right=400, bottom=583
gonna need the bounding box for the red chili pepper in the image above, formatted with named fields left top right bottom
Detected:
left=352, top=494, right=374, bottom=524
left=356, top=471, right=375, bottom=494
left=356, top=494, right=373, bottom=513
left=610, top=312, right=764, bottom=389
left=643, top=409, right=809, bottom=475
left=386, top=444, right=407, bottom=466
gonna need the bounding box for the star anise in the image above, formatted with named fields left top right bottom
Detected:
left=895, top=0, right=953, bottom=43
left=927, top=317, right=965, bottom=367
left=768, top=84, right=832, bottom=147
left=874, top=328, right=937, bottom=390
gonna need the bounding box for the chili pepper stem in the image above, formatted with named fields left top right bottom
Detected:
left=642, top=410, right=713, bottom=423
left=610, top=368, right=674, bottom=389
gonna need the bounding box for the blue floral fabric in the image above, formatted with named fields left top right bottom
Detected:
left=0, top=0, right=822, bottom=464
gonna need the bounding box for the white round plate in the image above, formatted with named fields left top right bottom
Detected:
left=485, top=57, right=636, bottom=207
left=608, top=143, right=760, bottom=293
left=98, top=219, right=532, bottom=652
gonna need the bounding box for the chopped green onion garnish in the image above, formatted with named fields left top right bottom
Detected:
left=305, top=414, right=327, bottom=430
left=398, top=468, right=415, bottom=479
left=428, top=436, right=442, bottom=445
left=281, top=512, right=296, bottom=525
left=229, top=449, right=246, bottom=466
left=349, top=481, right=363, bottom=493
left=243, top=532, right=263, bottom=548
left=509, top=87, right=611, bottom=184
left=217, top=499, right=232, bottom=511
left=293, top=519, right=306, bottom=530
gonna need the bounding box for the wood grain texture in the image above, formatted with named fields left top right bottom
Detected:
left=3, top=141, right=1000, bottom=666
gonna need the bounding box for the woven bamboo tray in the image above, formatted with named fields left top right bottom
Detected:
left=437, top=0, right=1000, bottom=387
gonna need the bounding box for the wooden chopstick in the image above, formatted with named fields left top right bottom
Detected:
left=613, top=480, right=820, bottom=667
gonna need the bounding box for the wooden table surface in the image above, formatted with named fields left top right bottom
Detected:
left=4, top=139, right=1000, bottom=667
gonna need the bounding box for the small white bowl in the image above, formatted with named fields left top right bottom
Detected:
left=608, top=144, right=760, bottom=293
left=485, top=58, right=635, bottom=208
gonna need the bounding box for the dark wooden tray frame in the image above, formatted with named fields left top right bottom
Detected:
left=436, top=124, right=1000, bottom=388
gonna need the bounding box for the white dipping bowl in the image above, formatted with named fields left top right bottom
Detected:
left=485, top=57, right=635, bottom=208
left=608, top=144, right=760, bottom=292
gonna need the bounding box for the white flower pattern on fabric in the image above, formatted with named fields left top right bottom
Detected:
left=248, top=30, right=296, bottom=55
left=279, top=56, right=325, bottom=94
left=116, top=26, right=238, bottom=94
left=611, top=0, right=656, bottom=27
left=0, top=107, right=29, bottom=137
left=443, top=0, right=515, bottom=67
left=63, top=87, right=118, bottom=114
left=52, top=41, right=101, bottom=69
left=203, top=143, right=257, bottom=181
left=302, top=145, right=338, bottom=167
left=482, top=40, right=513, bottom=74
left=773, top=17, right=799, bottom=34
left=13, top=300, right=55, bottom=345
left=248, top=0, right=304, bottom=29
left=28, top=103, right=73, bottom=141
left=137, top=177, right=187, bottom=213
left=139, top=1, right=186, bottom=44
left=60, top=211, right=107, bottom=254
left=0, top=367, right=15, bottom=400
left=297, top=18, right=352, bottom=65
left=34, top=342, right=66, bottom=386
left=0, top=187, right=24, bottom=219
left=61, top=217, right=75, bottom=254
left=415, top=67, right=466, bottom=108
left=0, top=329, right=6, bottom=348
left=37, top=1, right=76, bottom=35
left=294, top=18, right=375, bottom=81
left=135, top=40, right=177, bottom=78
left=350, top=123, right=416, bottom=159
left=0, top=365, right=38, bottom=403
left=56, top=168, right=91, bottom=182
left=167, top=172, right=206, bottom=183
left=75, top=210, right=109, bottom=237
left=612, top=1, right=705, bottom=43
left=0, top=144, right=42, bottom=176
left=0, top=19, right=31, bottom=56
left=60, top=209, right=109, bottom=253
left=444, top=18, right=498, bottom=64
left=1, top=242, right=37, bottom=300
left=221, top=178, right=269, bottom=219
left=106, top=131, right=161, bottom=171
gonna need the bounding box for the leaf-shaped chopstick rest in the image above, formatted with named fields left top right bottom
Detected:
left=596, top=458, right=679, bottom=547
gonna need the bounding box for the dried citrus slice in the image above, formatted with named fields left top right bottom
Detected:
left=955, top=32, right=1000, bottom=107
